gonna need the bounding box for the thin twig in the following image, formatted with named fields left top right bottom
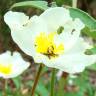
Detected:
left=31, top=64, right=44, bottom=96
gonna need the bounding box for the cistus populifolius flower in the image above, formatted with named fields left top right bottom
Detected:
left=4, top=7, right=96, bottom=74
left=0, top=51, right=30, bottom=78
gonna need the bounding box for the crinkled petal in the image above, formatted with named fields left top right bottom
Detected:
left=40, top=7, right=72, bottom=32
left=54, top=18, right=85, bottom=52
left=73, top=18, right=85, bottom=31
left=4, top=11, right=48, bottom=57
left=4, top=11, right=29, bottom=30
left=34, top=53, right=96, bottom=74
left=65, top=37, right=91, bottom=54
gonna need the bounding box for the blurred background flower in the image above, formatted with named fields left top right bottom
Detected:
left=0, top=51, right=30, bottom=78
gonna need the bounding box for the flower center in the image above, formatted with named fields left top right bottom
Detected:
left=0, top=64, right=12, bottom=75
left=35, top=32, right=64, bottom=58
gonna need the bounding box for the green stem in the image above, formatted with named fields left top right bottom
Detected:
left=31, top=64, right=44, bottom=96
left=3, top=79, right=8, bottom=96
left=72, top=0, right=77, bottom=8
left=51, top=68, right=56, bottom=96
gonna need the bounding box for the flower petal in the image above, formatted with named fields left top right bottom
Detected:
left=40, top=7, right=72, bottom=32
left=66, top=37, right=91, bottom=54
left=7, top=52, right=30, bottom=78
left=34, top=53, right=96, bottom=74
left=73, top=18, right=85, bottom=31
left=4, top=11, right=48, bottom=57
left=54, top=18, right=85, bottom=53
left=4, top=11, right=29, bottom=30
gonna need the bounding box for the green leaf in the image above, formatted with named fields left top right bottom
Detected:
left=87, top=47, right=96, bottom=71
left=57, top=26, right=64, bottom=34
left=90, top=47, right=96, bottom=54
left=88, top=63, right=96, bottom=71
left=69, top=8, right=96, bottom=30
left=10, top=1, right=48, bottom=11
left=57, top=78, right=66, bottom=96
left=12, top=77, right=21, bottom=89
left=36, top=82, right=49, bottom=96
left=81, top=26, right=96, bottom=39
left=85, top=47, right=96, bottom=55
left=55, top=0, right=64, bottom=6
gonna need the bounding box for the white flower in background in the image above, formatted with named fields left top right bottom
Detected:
left=0, top=51, right=30, bottom=78
left=68, top=74, right=77, bottom=85
left=56, top=70, right=63, bottom=80
left=4, top=7, right=96, bottom=74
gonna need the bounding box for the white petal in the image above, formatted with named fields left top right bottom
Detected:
left=7, top=56, right=30, bottom=78
left=4, top=11, right=29, bottom=30
left=66, top=37, right=91, bottom=54
left=0, top=51, right=12, bottom=65
left=54, top=18, right=85, bottom=53
left=5, top=13, right=48, bottom=57
left=34, top=53, right=96, bottom=74
left=73, top=18, right=85, bottom=31
left=40, top=7, right=72, bottom=32
left=55, top=54, right=96, bottom=73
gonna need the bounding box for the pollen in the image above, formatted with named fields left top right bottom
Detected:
left=35, top=32, right=64, bottom=58
left=0, top=64, right=12, bottom=75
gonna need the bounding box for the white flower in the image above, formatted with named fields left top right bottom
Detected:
left=0, top=51, right=30, bottom=78
left=4, top=7, right=96, bottom=74
left=56, top=70, right=63, bottom=80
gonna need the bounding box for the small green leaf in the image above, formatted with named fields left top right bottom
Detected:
left=85, top=47, right=96, bottom=55
left=86, top=47, right=96, bottom=71
left=88, top=63, right=96, bottom=71
left=55, top=0, right=64, bottom=6
left=57, top=26, right=64, bottom=34
left=89, top=47, right=96, bottom=54
left=10, top=1, right=48, bottom=11
left=81, top=26, right=96, bottom=39
left=36, top=82, right=49, bottom=96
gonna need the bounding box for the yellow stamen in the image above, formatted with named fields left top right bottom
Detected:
left=35, top=32, right=64, bottom=58
left=0, top=64, right=12, bottom=75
